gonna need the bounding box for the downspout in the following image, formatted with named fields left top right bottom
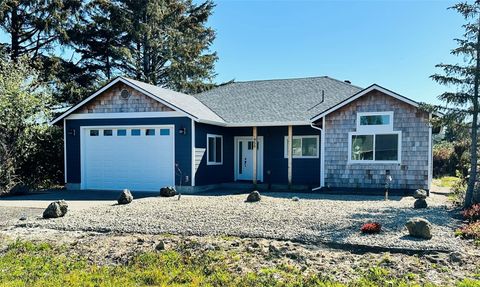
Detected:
left=310, top=118, right=325, bottom=191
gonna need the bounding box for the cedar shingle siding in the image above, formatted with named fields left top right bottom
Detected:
left=324, top=90, right=429, bottom=190
left=78, top=83, right=173, bottom=113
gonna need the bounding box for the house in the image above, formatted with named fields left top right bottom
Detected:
left=51, top=76, right=436, bottom=194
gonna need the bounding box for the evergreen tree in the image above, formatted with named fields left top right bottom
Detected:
left=430, top=1, right=480, bottom=207
left=118, top=0, right=217, bottom=93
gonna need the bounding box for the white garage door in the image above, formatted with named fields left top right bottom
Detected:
left=82, top=126, right=175, bottom=191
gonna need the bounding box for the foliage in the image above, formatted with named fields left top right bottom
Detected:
left=0, top=56, right=60, bottom=194
left=463, top=203, right=480, bottom=222
left=450, top=177, right=468, bottom=206
left=433, top=142, right=457, bottom=176
left=360, top=222, right=382, bottom=234
left=1, top=240, right=478, bottom=287
left=433, top=176, right=461, bottom=188
left=427, top=2, right=480, bottom=208
left=456, top=221, right=480, bottom=244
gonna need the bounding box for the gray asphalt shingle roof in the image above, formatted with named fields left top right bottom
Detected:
left=194, top=76, right=363, bottom=125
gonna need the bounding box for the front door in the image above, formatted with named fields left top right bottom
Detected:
left=235, top=137, right=263, bottom=181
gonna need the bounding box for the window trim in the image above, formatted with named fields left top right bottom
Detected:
left=283, top=135, right=319, bottom=159
left=207, top=134, right=223, bottom=165
left=356, top=111, right=394, bottom=133
left=348, top=131, right=402, bottom=164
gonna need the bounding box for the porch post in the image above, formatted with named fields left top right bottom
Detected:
left=288, top=125, right=293, bottom=188
left=252, top=126, right=258, bottom=187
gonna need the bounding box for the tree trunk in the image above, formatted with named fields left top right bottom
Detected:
left=10, top=6, right=20, bottom=61
left=465, top=15, right=480, bottom=208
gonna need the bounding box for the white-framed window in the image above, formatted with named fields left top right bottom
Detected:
left=348, top=131, right=402, bottom=164
left=207, top=134, right=223, bottom=165
left=284, top=135, right=319, bottom=158
left=357, top=111, right=394, bottom=133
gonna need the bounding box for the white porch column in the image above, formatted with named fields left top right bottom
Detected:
left=288, top=125, right=293, bottom=188
left=253, top=126, right=258, bottom=186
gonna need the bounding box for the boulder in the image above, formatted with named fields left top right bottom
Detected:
left=43, top=200, right=68, bottom=219
left=246, top=190, right=261, bottom=202
left=405, top=217, right=432, bottom=239
left=155, top=240, right=165, bottom=251
left=118, top=189, right=133, bottom=205
left=414, top=198, right=428, bottom=209
left=292, top=196, right=300, bottom=202
left=413, top=189, right=428, bottom=199
left=160, top=186, right=176, bottom=197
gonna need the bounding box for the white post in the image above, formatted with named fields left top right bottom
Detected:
left=253, top=126, right=257, bottom=186
left=428, top=113, right=433, bottom=190
left=288, top=125, right=293, bottom=188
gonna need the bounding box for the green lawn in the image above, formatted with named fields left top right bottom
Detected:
left=0, top=241, right=479, bottom=287
left=433, top=176, right=461, bottom=188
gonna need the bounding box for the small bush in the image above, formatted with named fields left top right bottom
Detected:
left=463, top=204, right=480, bottom=222
left=456, top=222, right=480, bottom=243
left=360, top=222, right=382, bottom=234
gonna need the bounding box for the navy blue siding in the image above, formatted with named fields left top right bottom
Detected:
left=194, top=124, right=320, bottom=186
left=65, top=117, right=192, bottom=186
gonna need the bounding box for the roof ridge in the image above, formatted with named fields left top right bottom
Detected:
left=222, top=75, right=363, bottom=90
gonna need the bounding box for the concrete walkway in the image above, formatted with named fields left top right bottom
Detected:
left=0, top=190, right=158, bottom=210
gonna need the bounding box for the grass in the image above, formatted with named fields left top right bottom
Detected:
left=0, top=241, right=479, bottom=287
left=433, top=176, right=461, bottom=188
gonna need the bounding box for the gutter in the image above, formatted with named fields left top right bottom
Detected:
left=310, top=122, right=323, bottom=191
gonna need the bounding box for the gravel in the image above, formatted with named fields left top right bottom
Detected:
left=25, top=192, right=466, bottom=251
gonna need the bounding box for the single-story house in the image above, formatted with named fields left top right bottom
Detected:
left=51, top=76, right=437, bottom=194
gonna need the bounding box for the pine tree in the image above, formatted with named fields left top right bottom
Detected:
left=0, top=0, right=82, bottom=61
left=118, top=0, right=217, bottom=94
left=431, top=1, right=480, bottom=208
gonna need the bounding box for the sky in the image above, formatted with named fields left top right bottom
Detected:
left=204, top=0, right=464, bottom=105
left=0, top=0, right=465, bottom=105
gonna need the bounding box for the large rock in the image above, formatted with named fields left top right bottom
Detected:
left=43, top=200, right=68, bottom=219
left=160, top=186, right=176, bottom=197
left=405, top=217, right=432, bottom=239
left=246, top=191, right=261, bottom=202
left=414, top=198, right=428, bottom=209
left=413, top=189, right=427, bottom=199
left=118, top=189, right=133, bottom=205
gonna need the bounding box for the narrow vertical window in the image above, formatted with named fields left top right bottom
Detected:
left=207, top=134, right=223, bottom=165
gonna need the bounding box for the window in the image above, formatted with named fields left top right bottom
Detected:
left=207, top=134, right=223, bottom=165
left=284, top=136, right=319, bottom=158
left=131, top=129, right=141, bottom=136
left=89, top=130, right=99, bottom=136
left=357, top=112, right=393, bottom=133
left=117, top=129, right=127, bottom=136
left=349, top=132, right=401, bottom=163
left=146, top=129, right=155, bottom=136
left=160, top=129, right=170, bottom=136
left=103, top=129, right=113, bottom=136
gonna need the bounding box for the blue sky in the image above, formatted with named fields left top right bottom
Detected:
left=206, top=0, right=463, bottom=105
left=0, top=0, right=464, bottom=105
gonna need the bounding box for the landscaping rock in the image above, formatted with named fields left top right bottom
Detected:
left=292, top=196, right=300, bottom=202
left=155, top=240, right=165, bottom=251
left=246, top=191, right=261, bottom=202
left=449, top=251, right=463, bottom=264
left=118, top=189, right=133, bottom=205
left=413, top=189, right=428, bottom=199
left=405, top=217, right=432, bottom=239
left=160, top=186, right=176, bottom=197
left=414, top=199, right=428, bottom=209
left=43, top=200, right=68, bottom=219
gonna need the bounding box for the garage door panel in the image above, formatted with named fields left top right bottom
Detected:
left=83, top=126, right=174, bottom=191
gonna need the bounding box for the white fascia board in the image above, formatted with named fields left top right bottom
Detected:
left=65, top=111, right=184, bottom=120
left=50, top=77, right=198, bottom=125
left=310, top=84, right=441, bottom=122
left=225, top=121, right=311, bottom=127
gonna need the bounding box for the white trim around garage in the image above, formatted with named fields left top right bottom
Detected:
left=79, top=124, right=175, bottom=191
left=50, top=77, right=198, bottom=125
left=65, top=111, right=184, bottom=120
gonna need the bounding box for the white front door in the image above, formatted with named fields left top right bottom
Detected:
left=81, top=125, right=175, bottom=191
left=235, top=137, right=263, bottom=181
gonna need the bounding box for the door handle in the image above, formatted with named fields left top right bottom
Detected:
left=244, top=157, right=247, bottom=167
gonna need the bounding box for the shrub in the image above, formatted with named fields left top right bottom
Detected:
left=360, top=222, right=382, bottom=234
left=456, top=222, right=480, bottom=243
left=462, top=204, right=480, bottom=222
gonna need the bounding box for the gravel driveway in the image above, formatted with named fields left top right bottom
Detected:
left=25, top=192, right=465, bottom=251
